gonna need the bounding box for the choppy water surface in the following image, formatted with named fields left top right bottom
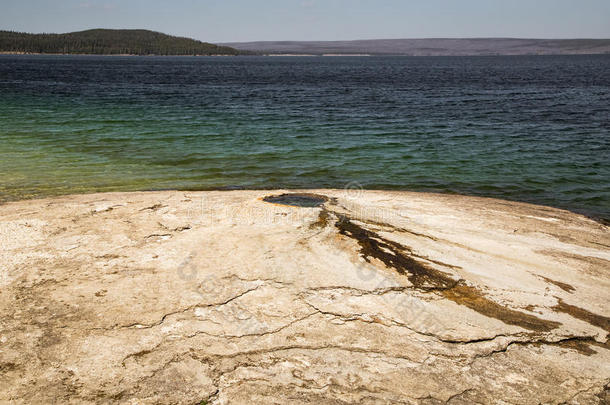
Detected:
left=0, top=55, right=608, bottom=220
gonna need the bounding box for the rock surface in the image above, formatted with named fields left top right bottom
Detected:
left=0, top=189, right=608, bottom=404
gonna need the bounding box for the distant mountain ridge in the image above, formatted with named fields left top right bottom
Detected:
left=0, top=29, right=240, bottom=55
left=221, top=38, right=610, bottom=56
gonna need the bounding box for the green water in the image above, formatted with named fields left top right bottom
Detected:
left=1, top=55, right=609, bottom=221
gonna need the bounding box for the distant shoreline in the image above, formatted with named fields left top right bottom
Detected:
left=0, top=29, right=241, bottom=56
left=3, top=30, right=609, bottom=57
left=2, top=51, right=610, bottom=57
left=0, top=51, right=240, bottom=56
left=221, top=38, right=610, bottom=57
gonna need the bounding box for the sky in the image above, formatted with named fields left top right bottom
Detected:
left=1, top=0, right=609, bottom=43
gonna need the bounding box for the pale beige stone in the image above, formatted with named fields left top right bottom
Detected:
left=0, top=190, right=608, bottom=404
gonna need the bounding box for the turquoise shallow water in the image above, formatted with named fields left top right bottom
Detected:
left=0, top=55, right=609, bottom=221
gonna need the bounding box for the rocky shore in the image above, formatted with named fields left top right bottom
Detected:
left=1, top=190, right=608, bottom=403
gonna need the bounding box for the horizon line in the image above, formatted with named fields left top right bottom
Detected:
left=219, top=37, right=610, bottom=43
left=2, top=28, right=610, bottom=43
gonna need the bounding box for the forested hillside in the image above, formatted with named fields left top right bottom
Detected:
left=0, top=29, right=240, bottom=55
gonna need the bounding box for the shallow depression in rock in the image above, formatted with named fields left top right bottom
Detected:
left=262, top=193, right=328, bottom=208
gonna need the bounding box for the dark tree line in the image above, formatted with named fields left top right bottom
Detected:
left=0, top=29, right=241, bottom=55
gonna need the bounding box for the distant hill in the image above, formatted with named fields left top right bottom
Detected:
left=221, top=38, right=610, bottom=56
left=0, top=29, right=240, bottom=56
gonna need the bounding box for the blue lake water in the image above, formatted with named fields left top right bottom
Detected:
left=0, top=55, right=609, bottom=221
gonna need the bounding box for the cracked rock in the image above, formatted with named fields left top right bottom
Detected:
left=0, top=189, right=608, bottom=404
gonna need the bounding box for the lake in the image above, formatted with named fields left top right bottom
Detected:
left=0, top=54, right=608, bottom=221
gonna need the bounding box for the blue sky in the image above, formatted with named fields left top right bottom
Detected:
left=1, top=0, right=609, bottom=42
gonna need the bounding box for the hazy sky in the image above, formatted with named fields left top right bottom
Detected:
left=2, top=0, right=609, bottom=42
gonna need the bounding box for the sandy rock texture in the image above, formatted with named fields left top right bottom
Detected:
left=0, top=189, right=608, bottom=404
